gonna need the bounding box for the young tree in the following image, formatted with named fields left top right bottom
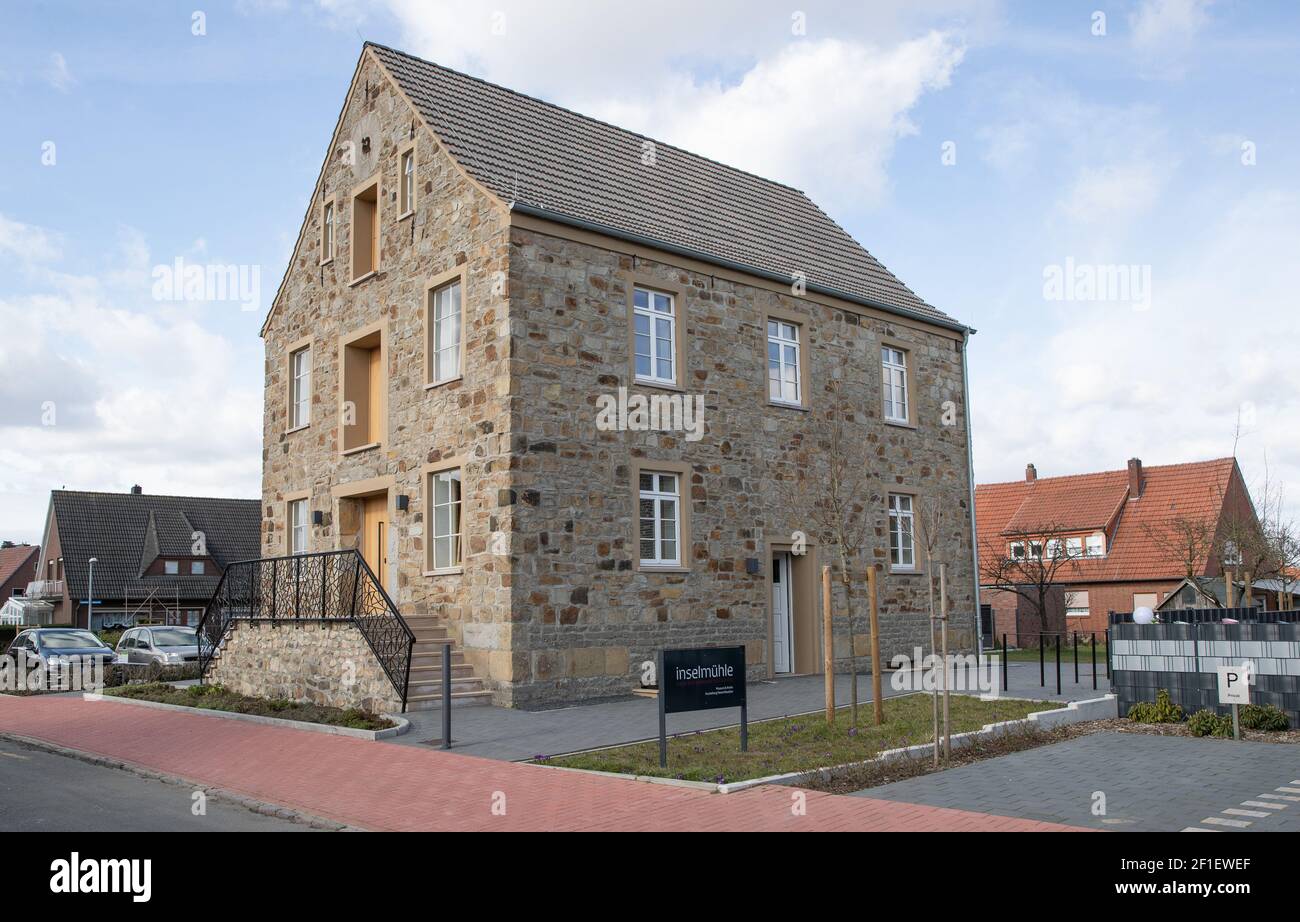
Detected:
left=1141, top=512, right=1218, bottom=580
left=979, top=525, right=1082, bottom=640
left=768, top=377, right=878, bottom=726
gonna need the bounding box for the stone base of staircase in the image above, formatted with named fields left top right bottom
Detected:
left=403, top=616, right=492, bottom=711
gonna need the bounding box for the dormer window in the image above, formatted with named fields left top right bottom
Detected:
left=164, top=560, right=179, bottom=575
left=191, top=561, right=205, bottom=575
left=1086, top=534, right=1105, bottom=557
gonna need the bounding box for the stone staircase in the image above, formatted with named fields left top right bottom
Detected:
left=403, top=615, right=492, bottom=710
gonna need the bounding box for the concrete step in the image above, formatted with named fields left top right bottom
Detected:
left=409, top=663, right=476, bottom=679
left=408, top=677, right=488, bottom=696
left=411, top=650, right=467, bottom=666
left=406, top=689, right=493, bottom=710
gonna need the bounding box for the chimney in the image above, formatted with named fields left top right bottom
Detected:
left=1025, top=463, right=1037, bottom=482
left=1127, top=458, right=1143, bottom=498
left=130, top=484, right=143, bottom=495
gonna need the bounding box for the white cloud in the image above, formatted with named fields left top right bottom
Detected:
left=0, top=214, right=62, bottom=263
left=1129, top=0, right=1215, bottom=78
left=45, top=52, right=74, bottom=92
left=1056, top=162, right=1167, bottom=226
left=0, top=215, right=261, bottom=545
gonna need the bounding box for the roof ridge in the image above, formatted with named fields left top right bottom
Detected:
left=52, top=489, right=259, bottom=504
left=364, top=41, right=812, bottom=198
left=977, top=456, right=1236, bottom=489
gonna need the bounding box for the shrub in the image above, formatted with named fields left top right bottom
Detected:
left=1188, top=708, right=1233, bottom=738
left=1240, top=704, right=1290, bottom=732
left=1127, top=689, right=1184, bottom=724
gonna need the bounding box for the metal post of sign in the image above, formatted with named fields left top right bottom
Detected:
left=1001, top=633, right=1008, bottom=692
left=1232, top=703, right=1240, bottom=741
left=740, top=699, right=748, bottom=752
left=441, top=642, right=452, bottom=751
left=658, top=650, right=668, bottom=768
left=1055, top=634, right=1061, bottom=696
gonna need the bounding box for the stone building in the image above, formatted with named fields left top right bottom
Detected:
left=252, top=43, right=977, bottom=709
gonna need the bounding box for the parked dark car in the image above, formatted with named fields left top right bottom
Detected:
left=4, top=628, right=116, bottom=675
left=115, top=627, right=202, bottom=665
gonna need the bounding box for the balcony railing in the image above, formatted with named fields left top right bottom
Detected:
left=195, top=549, right=416, bottom=711
left=23, top=579, right=64, bottom=599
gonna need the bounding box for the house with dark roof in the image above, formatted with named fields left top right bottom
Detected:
left=976, top=457, right=1260, bottom=643
left=252, top=43, right=977, bottom=709
left=30, top=487, right=260, bottom=631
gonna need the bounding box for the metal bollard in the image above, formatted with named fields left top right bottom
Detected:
left=441, top=641, right=452, bottom=750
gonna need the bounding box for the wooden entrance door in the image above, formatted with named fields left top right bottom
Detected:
left=360, top=494, right=388, bottom=584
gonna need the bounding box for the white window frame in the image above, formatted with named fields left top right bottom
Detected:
left=767, top=320, right=801, bottom=405
left=633, top=287, right=677, bottom=387
left=1065, top=536, right=1083, bottom=558
left=430, top=280, right=462, bottom=384
left=1065, top=591, right=1090, bottom=618
left=290, top=346, right=311, bottom=429
left=1086, top=534, right=1105, bottom=557
left=1046, top=538, right=1063, bottom=559
left=888, top=493, right=915, bottom=570
left=288, top=499, right=308, bottom=556
left=882, top=346, right=909, bottom=424
left=639, top=471, right=681, bottom=567
left=430, top=468, right=463, bottom=571
left=322, top=200, right=335, bottom=263
left=401, top=149, right=415, bottom=215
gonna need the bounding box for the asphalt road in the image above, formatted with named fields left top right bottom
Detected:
left=0, top=738, right=315, bottom=832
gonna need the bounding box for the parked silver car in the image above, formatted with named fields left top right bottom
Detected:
left=116, top=627, right=201, bottom=665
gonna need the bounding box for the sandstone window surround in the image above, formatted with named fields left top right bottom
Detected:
left=338, top=319, right=386, bottom=455
left=422, top=457, right=464, bottom=575
left=888, top=492, right=916, bottom=572
left=350, top=173, right=381, bottom=284
left=764, top=305, right=810, bottom=409
left=286, top=491, right=310, bottom=555
left=286, top=336, right=313, bottom=432
left=881, top=343, right=914, bottom=427
left=625, top=276, right=687, bottom=391
left=398, top=140, right=417, bottom=218
left=424, top=266, right=467, bottom=388
left=320, top=196, right=336, bottom=265
left=632, top=459, right=692, bottom=572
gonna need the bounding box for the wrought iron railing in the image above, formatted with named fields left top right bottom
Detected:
left=196, top=549, right=416, bottom=711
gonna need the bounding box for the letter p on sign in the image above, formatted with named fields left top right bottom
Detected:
left=1218, top=665, right=1250, bottom=705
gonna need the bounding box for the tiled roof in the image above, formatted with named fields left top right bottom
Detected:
left=0, top=544, right=39, bottom=589
left=49, top=491, right=260, bottom=603
left=976, top=458, right=1241, bottom=583
left=368, top=43, right=964, bottom=331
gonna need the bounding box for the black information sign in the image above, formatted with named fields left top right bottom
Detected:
left=657, top=646, right=748, bottom=768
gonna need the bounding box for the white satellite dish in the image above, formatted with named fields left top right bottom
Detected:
left=1133, top=606, right=1155, bottom=625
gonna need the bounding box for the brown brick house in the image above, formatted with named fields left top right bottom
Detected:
left=253, top=43, right=977, bottom=709
left=0, top=544, right=40, bottom=604
left=29, top=488, right=259, bottom=630
left=976, top=457, right=1259, bottom=643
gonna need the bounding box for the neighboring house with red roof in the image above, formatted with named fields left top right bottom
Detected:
left=976, top=457, right=1259, bottom=641
left=0, top=543, right=40, bottom=603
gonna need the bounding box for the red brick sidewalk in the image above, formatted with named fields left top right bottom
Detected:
left=0, top=695, right=1089, bottom=832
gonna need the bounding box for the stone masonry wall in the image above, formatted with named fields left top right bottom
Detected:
left=208, top=621, right=402, bottom=715
left=503, top=226, right=977, bottom=707
left=260, top=53, right=515, bottom=688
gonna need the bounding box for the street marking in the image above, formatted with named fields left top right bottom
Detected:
left=0, top=751, right=28, bottom=761
left=1182, top=827, right=1219, bottom=832
left=1260, top=793, right=1300, bottom=802
left=1242, top=801, right=1284, bottom=810
left=1201, top=816, right=1251, bottom=828
left=1223, top=808, right=1269, bottom=818
left=1276, top=787, right=1300, bottom=794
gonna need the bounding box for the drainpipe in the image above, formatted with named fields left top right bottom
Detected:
left=961, top=332, right=981, bottom=659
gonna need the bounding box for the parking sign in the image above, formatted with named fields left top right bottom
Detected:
left=1217, top=665, right=1250, bottom=705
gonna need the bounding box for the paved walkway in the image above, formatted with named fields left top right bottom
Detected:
left=859, top=731, right=1300, bottom=832
left=0, top=694, right=1088, bottom=832
left=401, top=663, right=1111, bottom=761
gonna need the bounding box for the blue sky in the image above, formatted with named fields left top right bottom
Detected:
left=2, top=0, right=1299, bottom=544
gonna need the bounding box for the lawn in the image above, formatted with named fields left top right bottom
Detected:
left=105, top=682, right=395, bottom=731
left=537, top=693, right=1055, bottom=784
